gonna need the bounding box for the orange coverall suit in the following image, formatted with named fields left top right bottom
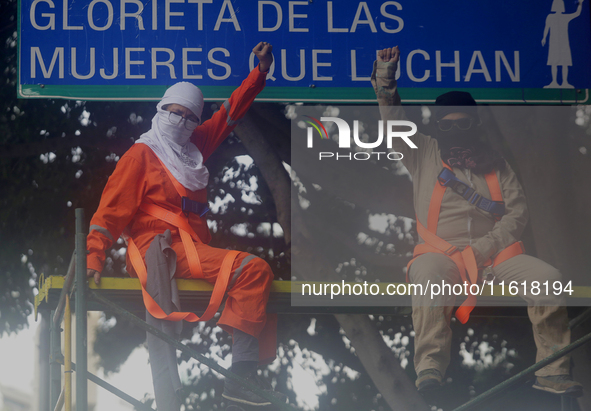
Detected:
left=86, top=67, right=276, bottom=363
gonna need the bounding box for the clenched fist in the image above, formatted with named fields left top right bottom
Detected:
left=253, top=42, right=273, bottom=73
left=377, top=46, right=400, bottom=65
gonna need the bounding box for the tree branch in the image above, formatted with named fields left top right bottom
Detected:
left=238, top=109, right=429, bottom=411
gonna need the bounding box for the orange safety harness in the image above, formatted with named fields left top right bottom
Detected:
left=126, top=158, right=239, bottom=322
left=407, top=162, right=525, bottom=324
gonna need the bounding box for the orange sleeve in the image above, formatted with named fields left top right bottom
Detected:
left=192, top=65, right=267, bottom=161
left=86, top=154, right=148, bottom=272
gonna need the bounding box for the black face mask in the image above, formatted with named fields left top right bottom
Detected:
left=434, top=127, right=505, bottom=174
left=434, top=128, right=482, bottom=152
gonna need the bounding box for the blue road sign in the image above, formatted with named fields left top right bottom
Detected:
left=18, top=0, right=591, bottom=102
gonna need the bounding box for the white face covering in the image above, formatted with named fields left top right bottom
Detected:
left=156, top=110, right=195, bottom=145
left=136, top=83, right=210, bottom=191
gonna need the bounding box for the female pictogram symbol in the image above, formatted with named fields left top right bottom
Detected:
left=541, top=0, right=585, bottom=88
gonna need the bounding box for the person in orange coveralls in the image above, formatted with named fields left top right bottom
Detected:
left=86, top=42, right=286, bottom=409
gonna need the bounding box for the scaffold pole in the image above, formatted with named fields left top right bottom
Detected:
left=75, top=208, right=88, bottom=411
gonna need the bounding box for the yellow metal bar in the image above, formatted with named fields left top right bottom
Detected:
left=64, top=295, right=72, bottom=411
left=35, top=276, right=591, bottom=298
left=34, top=275, right=591, bottom=319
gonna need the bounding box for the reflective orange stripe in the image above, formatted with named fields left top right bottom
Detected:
left=455, top=246, right=478, bottom=324
left=485, top=171, right=503, bottom=202
left=408, top=162, right=524, bottom=324
left=489, top=240, right=525, bottom=266
left=484, top=169, right=503, bottom=221
left=179, top=229, right=203, bottom=277
left=427, top=174, right=446, bottom=233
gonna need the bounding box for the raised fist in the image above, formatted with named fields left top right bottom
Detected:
left=253, top=42, right=273, bottom=73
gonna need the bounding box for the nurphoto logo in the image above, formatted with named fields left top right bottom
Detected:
left=305, top=116, right=418, bottom=161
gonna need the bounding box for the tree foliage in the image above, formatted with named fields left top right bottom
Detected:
left=3, top=0, right=591, bottom=408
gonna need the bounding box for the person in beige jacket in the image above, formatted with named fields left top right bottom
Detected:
left=371, top=46, right=582, bottom=397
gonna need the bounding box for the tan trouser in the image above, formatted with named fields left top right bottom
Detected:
left=410, top=252, right=570, bottom=377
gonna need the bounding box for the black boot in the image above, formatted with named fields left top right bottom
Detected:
left=223, top=367, right=287, bottom=407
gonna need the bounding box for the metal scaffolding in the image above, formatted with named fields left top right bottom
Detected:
left=36, top=208, right=591, bottom=411
left=42, top=209, right=299, bottom=411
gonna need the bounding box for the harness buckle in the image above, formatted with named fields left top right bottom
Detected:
left=437, top=169, right=451, bottom=186
left=468, top=192, right=482, bottom=205
left=182, top=197, right=210, bottom=217
left=444, top=245, right=458, bottom=255
left=479, top=197, right=492, bottom=210
left=481, top=266, right=495, bottom=285
left=457, top=184, right=470, bottom=196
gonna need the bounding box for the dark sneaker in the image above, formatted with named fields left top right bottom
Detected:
left=415, top=368, right=443, bottom=392
left=222, top=372, right=287, bottom=406
left=532, top=375, right=583, bottom=397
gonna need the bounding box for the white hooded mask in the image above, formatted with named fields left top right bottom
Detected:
left=136, top=82, right=209, bottom=191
